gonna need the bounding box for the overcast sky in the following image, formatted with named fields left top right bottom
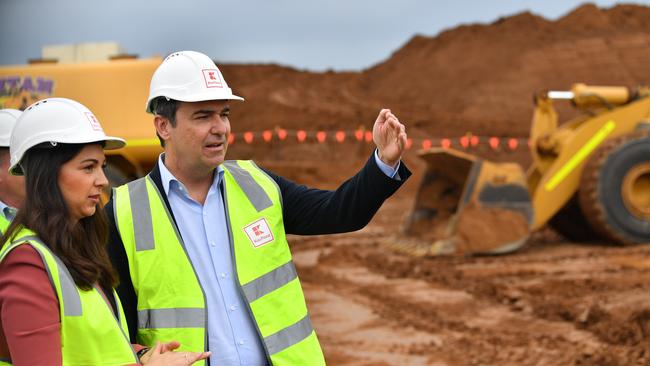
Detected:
left=2, top=0, right=649, bottom=71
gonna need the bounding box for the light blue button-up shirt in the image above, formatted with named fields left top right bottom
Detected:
left=158, top=150, right=398, bottom=365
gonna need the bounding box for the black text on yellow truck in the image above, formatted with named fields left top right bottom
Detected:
left=0, top=57, right=164, bottom=189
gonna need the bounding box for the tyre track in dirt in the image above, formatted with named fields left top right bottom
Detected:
left=289, top=199, right=650, bottom=365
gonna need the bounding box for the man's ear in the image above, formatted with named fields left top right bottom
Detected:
left=154, top=115, right=171, bottom=142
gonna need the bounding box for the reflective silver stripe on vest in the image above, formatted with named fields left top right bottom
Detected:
left=12, top=236, right=83, bottom=317
left=137, top=308, right=205, bottom=329
left=264, top=314, right=314, bottom=355
left=127, top=178, right=155, bottom=251
left=242, top=260, right=298, bottom=303
left=223, top=161, right=273, bottom=212
left=251, top=161, right=284, bottom=210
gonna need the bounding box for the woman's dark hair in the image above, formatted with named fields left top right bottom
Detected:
left=0, top=143, right=117, bottom=290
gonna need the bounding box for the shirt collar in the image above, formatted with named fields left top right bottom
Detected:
left=157, top=153, right=224, bottom=197
left=0, top=199, right=16, bottom=221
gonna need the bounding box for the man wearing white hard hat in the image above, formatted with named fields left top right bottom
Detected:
left=0, top=109, right=25, bottom=233
left=106, top=50, right=411, bottom=366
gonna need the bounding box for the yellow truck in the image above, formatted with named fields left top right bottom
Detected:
left=0, top=57, right=163, bottom=186
left=398, top=84, right=650, bottom=255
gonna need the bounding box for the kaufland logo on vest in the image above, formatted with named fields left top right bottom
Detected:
left=244, top=218, right=274, bottom=248
left=202, top=69, right=223, bottom=88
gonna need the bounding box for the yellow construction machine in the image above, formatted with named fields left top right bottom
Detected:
left=0, top=57, right=163, bottom=187
left=398, top=84, right=650, bottom=256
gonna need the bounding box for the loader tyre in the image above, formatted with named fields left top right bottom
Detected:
left=579, top=132, right=650, bottom=244
left=548, top=195, right=600, bottom=242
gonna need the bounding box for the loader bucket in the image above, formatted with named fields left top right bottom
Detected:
left=393, top=148, right=533, bottom=256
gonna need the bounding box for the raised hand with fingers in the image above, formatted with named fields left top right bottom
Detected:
left=372, top=108, right=407, bottom=168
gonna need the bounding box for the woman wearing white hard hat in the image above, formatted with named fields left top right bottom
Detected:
left=0, top=98, right=210, bottom=365
left=0, top=109, right=25, bottom=233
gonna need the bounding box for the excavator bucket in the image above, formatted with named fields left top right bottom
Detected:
left=392, top=148, right=533, bottom=256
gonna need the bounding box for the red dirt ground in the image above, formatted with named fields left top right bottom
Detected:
left=252, top=148, right=650, bottom=365
left=223, top=4, right=650, bottom=365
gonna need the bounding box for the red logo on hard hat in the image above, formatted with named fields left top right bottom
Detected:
left=85, top=112, right=102, bottom=131
left=202, top=69, right=223, bottom=88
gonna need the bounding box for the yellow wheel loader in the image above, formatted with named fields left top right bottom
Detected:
left=397, top=84, right=650, bottom=256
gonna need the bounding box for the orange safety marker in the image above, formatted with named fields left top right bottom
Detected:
left=297, top=130, right=307, bottom=142
left=221, top=130, right=541, bottom=150
left=507, top=138, right=518, bottom=150
left=355, top=129, right=364, bottom=141
left=441, top=138, right=451, bottom=149
left=489, top=137, right=499, bottom=149
left=262, top=130, right=273, bottom=142
left=460, top=136, right=469, bottom=149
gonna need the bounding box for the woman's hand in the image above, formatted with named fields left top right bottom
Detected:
left=141, top=341, right=211, bottom=365
left=139, top=341, right=180, bottom=364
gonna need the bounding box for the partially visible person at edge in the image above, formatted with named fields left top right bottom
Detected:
left=105, top=50, right=411, bottom=366
left=0, top=98, right=210, bottom=366
left=0, top=109, right=25, bottom=234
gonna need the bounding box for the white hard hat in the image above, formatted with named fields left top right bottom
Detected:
left=146, top=50, right=244, bottom=113
left=9, top=98, right=125, bottom=175
left=0, top=109, right=22, bottom=147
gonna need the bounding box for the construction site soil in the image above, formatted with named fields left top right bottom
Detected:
left=223, top=4, right=650, bottom=365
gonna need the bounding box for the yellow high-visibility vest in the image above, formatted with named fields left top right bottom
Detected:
left=113, top=160, right=325, bottom=365
left=0, top=215, right=8, bottom=235
left=0, top=228, right=138, bottom=366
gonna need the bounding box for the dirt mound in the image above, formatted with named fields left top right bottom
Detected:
left=224, top=3, right=650, bottom=152
left=454, top=203, right=529, bottom=254
left=363, top=3, right=650, bottom=137
left=222, top=5, right=650, bottom=364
